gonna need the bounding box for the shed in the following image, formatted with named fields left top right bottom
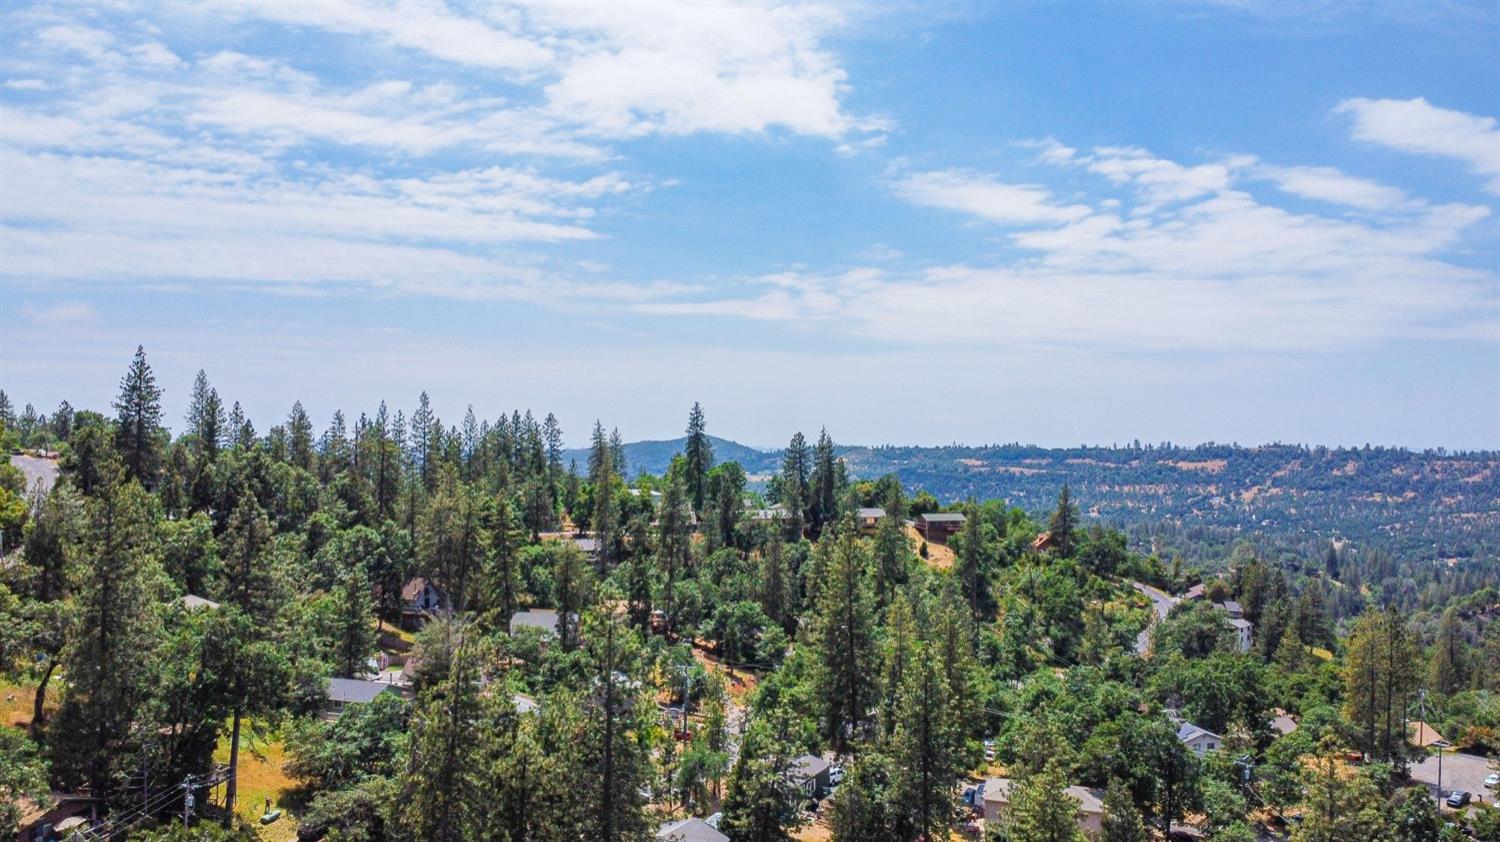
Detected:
left=790, top=754, right=832, bottom=798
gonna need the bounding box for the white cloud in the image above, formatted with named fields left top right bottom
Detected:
left=650, top=143, right=1497, bottom=353
left=3, top=78, right=47, bottom=90
left=1337, top=97, right=1500, bottom=195
left=893, top=170, right=1092, bottom=225
left=1252, top=163, right=1408, bottom=210
left=20, top=301, right=97, bottom=326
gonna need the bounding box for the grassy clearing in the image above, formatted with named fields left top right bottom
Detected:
left=213, top=725, right=300, bottom=839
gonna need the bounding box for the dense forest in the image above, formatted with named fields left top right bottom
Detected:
left=2, top=347, right=1499, bottom=842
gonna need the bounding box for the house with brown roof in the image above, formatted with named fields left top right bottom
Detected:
left=400, top=577, right=447, bottom=630
left=16, top=793, right=96, bottom=842
left=914, top=512, right=966, bottom=545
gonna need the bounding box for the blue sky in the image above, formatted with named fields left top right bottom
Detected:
left=2, top=1, right=1497, bottom=449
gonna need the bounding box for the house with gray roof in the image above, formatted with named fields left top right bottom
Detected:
left=323, top=677, right=397, bottom=719
left=657, top=817, right=729, bottom=842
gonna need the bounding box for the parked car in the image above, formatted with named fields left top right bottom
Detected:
left=1484, top=773, right=1499, bottom=789
left=828, top=765, right=846, bottom=786
left=1446, top=790, right=1471, bottom=808
left=983, top=739, right=997, bottom=761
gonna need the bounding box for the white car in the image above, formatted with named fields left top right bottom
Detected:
left=828, top=765, right=846, bottom=786
left=1485, top=772, right=1500, bottom=789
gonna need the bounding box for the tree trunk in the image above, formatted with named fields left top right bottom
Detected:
left=224, top=708, right=242, bottom=828
left=30, top=658, right=56, bottom=736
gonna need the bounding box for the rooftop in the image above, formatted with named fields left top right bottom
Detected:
left=919, top=512, right=967, bottom=523
left=326, top=677, right=396, bottom=705
left=657, top=817, right=729, bottom=842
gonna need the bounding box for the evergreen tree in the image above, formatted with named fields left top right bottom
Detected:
left=1343, top=607, right=1420, bottom=763
left=287, top=401, right=316, bottom=472
left=1100, top=777, right=1147, bottom=842
left=552, top=544, right=594, bottom=651
left=721, top=714, right=800, bottom=842
left=112, top=345, right=164, bottom=487
left=778, top=432, right=809, bottom=540
left=807, top=429, right=838, bottom=539
left=1429, top=606, right=1467, bottom=695
left=657, top=470, right=692, bottom=630
left=1003, top=762, right=1085, bottom=842
left=398, top=629, right=482, bottom=842
left=186, top=369, right=225, bottom=458
left=871, top=485, right=909, bottom=609
left=576, top=614, right=652, bottom=842
left=811, top=525, right=876, bottom=752
left=1047, top=483, right=1078, bottom=558
left=684, top=402, right=713, bottom=513
left=891, top=648, right=961, bottom=841
left=332, top=562, right=376, bottom=678
left=51, top=471, right=165, bottom=804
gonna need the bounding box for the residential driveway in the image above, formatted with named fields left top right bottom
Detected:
left=1409, top=749, right=1499, bottom=810
left=1132, top=582, right=1177, bottom=655
left=9, top=454, right=59, bottom=496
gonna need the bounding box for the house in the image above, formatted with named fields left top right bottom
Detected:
left=657, top=817, right=729, bottom=842
left=323, top=677, right=397, bottom=719
left=1271, top=711, right=1298, bottom=736
left=179, top=594, right=220, bottom=610
left=1176, top=722, right=1224, bottom=756
left=1216, top=600, right=1244, bottom=620
left=16, top=794, right=96, bottom=842
left=790, top=754, right=832, bottom=799
left=914, top=512, right=966, bottom=545
left=981, top=778, right=1104, bottom=837
left=400, top=577, right=447, bottom=630
left=747, top=505, right=789, bottom=522
left=855, top=507, right=886, bottom=534
left=513, top=693, right=539, bottom=714
left=1183, top=584, right=1206, bottom=601
left=510, top=608, right=561, bottom=637
left=1031, top=531, right=1055, bottom=552
left=1229, top=617, right=1253, bottom=652
left=572, top=536, right=602, bottom=562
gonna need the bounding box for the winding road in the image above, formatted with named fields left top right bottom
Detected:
left=1132, top=581, right=1178, bottom=656
left=9, top=454, right=59, bottom=496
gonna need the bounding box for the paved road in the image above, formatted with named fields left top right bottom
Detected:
left=1410, top=749, right=1498, bottom=811
left=9, top=454, right=59, bottom=496
left=1132, top=581, right=1178, bottom=655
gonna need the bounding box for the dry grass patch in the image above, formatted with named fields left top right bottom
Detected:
left=213, top=727, right=300, bottom=838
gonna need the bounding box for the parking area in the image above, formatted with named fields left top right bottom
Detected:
left=1408, top=750, right=1498, bottom=812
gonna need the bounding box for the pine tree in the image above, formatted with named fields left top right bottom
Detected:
left=112, top=345, right=164, bottom=487
left=812, top=524, right=876, bottom=752
left=185, top=369, right=225, bottom=458
left=286, top=401, right=315, bottom=472
left=1429, top=606, right=1467, bottom=695
left=51, top=469, right=165, bottom=804
left=1101, top=777, right=1148, bottom=842
left=808, top=429, right=838, bottom=539
left=871, top=485, right=909, bottom=609
left=399, top=629, right=483, bottom=842
left=577, top=614, right=651, bottom=842
left=1047, top=483, right=1078, bottom=558
left=1004, top=762, right=1086, bottom=842
left=891, top=648, right=961, bottom=841
left=657, top=470, right=692, bottom=630
left=484, top=494, right=523, bottom=630
left=721, top=713, right=800, bottom=842
left=684, top=402, right=713, bottom=514
left=332, top=562, right=376, bottom=678
left=552, top=544, right=594, bottom=651
left=779, top=432, right=809, bottom=540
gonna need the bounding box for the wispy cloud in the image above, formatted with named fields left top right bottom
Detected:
left=1337, top=97, right=1500, bottom=195
left=892, top=169, right=1092, bottom=225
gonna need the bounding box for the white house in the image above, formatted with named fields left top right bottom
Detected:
left=1229, top=617, right=1253, bottom=652
left=1176, top=722, right=1224, bottom=756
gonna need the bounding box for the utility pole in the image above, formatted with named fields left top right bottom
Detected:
left=181, top=774, right=194, bottom=828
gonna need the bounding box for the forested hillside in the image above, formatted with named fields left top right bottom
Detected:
left=597, top=437, right=1499, bottom=568
left=2, top=353, right=1499, bottom=842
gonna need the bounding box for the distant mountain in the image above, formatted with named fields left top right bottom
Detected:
left=571, top=436, right=1499, bottom=564
left=562, top=434, right=779, bottom=477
